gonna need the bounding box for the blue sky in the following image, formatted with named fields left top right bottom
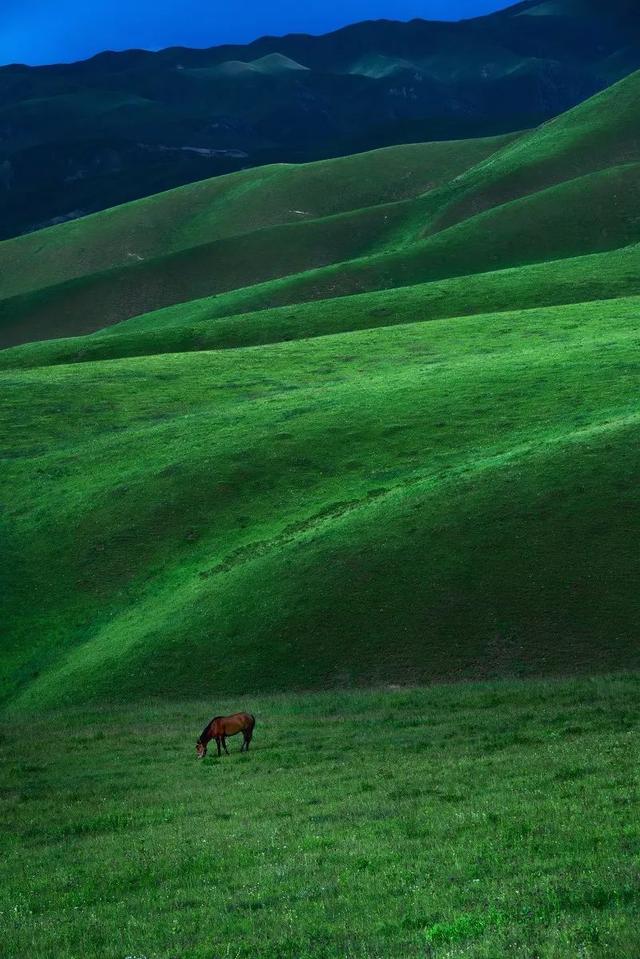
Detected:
left=0, top=0, right=513, bottom=66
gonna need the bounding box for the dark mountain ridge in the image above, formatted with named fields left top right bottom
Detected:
left=0, top=0, right=638, bottom=240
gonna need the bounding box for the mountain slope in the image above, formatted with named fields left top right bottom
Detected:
left=1, top=0, right=639, bottom=240
left=422, top=66, right=640, bottom=233
left=2, top=152, right=638, bottom=349
left=0, top=136, right=513, bottom=302
left=2, top=243, right=639, bottom=370
left=2, top=70, right=640, bottom=350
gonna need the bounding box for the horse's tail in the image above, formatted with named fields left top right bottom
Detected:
left=250, top=713, right=256, bottom=729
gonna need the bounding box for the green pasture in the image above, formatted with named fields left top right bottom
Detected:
left=2, top=676, right=640, bottom=958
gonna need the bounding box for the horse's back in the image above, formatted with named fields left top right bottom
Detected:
left=214, top=712, right=255, bottom=736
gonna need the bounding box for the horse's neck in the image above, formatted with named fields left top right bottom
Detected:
left=201, top=724, right=214, bottom=744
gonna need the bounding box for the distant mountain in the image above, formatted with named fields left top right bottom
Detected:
left=0, top=0, right=638, bottom=240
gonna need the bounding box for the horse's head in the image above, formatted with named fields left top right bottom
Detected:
left=196, top=739, right=207, bottom=759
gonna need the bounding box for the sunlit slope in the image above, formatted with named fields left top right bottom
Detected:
left=98, top=164, right=640, bottom=332
left=2, top=243, right=640, bottom=370
left=170, top=161, right=640, bottom=319
left=0, top=193, right=433, bottom=348
left=2, top=66, right=640, bottom=715
left=2, top=72, right=640, bottom=350
left=3, top=155, right=639, bottom=350
left=0, top=136, right=515, bottom=302
left=422, top=67, right=640, bottom=233
left=2, top=295, right=639, bottom=713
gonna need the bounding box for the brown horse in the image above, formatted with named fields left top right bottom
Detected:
left=196, top=712, right=255, bottom=758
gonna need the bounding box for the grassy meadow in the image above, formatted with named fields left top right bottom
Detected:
left=3, top=675, right=640, bottom=959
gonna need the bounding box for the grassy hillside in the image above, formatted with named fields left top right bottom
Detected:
left=2, top=243, right=639, bottom=370
left=0, top=135, right=520, bottom=348
left=2, top=71, right=640, bottom=349
left=0, top=194, right=423, bottom=347
left=2, top=294, right=640, bottom=713
left=423, top=67, right=640, bottom=233
left=104, top=244, right=640, bottom=348
left=0, top=136, right=514, bottom=302
left=3, top=676, right=640, bottom=958
left=3, top=19, right=640, bottom=959
left=3, top=149, right=640, bottom=349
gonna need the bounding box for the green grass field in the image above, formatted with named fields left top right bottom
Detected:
left=0, top=242, right=637, bottom=370
left=0, top=136, right=516, bottom=301
left=3, top=676, right=640, bottom=959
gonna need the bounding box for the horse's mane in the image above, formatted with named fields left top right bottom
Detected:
left=198, top=716, right=222, bottom=742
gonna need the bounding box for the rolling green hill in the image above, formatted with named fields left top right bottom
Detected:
left=1, top=154, right=637, bottom=348
left=1, top=243, right=639, bottom=370
left=424, top=65, right=640, bottom=232
left=0, top=137, right=513, bottom=302
left=2, top=69, right=640, bottom=717
left=2, top=294, right=640, bottom=713
left=2, top=69, right=640, bottom=350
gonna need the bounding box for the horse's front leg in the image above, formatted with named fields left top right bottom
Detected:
left=222, top=736, right=229, bottom=755
left=216, top=736, right=222, bottom=757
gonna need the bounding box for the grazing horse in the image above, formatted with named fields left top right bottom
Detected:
left=196, top=712, right=255, bottom=758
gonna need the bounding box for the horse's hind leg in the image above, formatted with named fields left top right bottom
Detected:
left=244, top=730, right=252, bottom=752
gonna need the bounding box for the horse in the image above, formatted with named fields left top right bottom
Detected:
left=196, top=712, right=256, bottom=758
